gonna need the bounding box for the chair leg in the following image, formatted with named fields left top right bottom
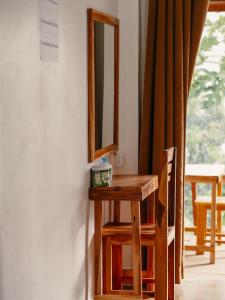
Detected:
left=147, top=246, right=154, bottom=292
left=155, top=221, right=168, bottom=299
left=217, top=183, right=222, bottom=245
left=217, top=211, right=222, bottom=245
left=103, top=237, right=106, bottom=294
left=196, top=205, right=206, bottom=255
left=94, top=201, right=103, bottom=295
left=168, top=240, right=175, bottom=300
left=103, top=237, right=112, bottom=294
left=112, top=245, right=122, bottom=290
left=191, top=182, right=197, bottom=229
left=210, top=183, right=216, bottom=264
left=103, top=240, right=122, bottom=294
left=131, top=201, right=142, bottom=296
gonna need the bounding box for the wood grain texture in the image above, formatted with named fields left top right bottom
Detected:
left=95, top=295, right=153, bottom=300
left=168, top=240, right=175, bottom=300
left=91, top=174, right=158, bottom=297
left=185, top=175, right=220, bottom=184
left=185, top=245, right=214, bottom=252
left=105, top=237, right=112, bottom=294
left=191, top=184, right=218, bottom=263
left=155, top=153, right=169, bottom=300
left=195, top=196, right=225, bottom=207
left=94, top=201, right=103, bottom=295
left=166, top=147, right=175, bottom=163
left=110, top=290, right=154, bottom=297
left=112, top=201, right=122, bottom=290
left=89, top=175, right=158, bottom=201
left=112, top=245, right=122, bottom=290
left=184, top=164, right=225, bottom=262
left=191, top=182, right=197, bottom=226
left=185, top=164, right=225, bottom=184
left=217, top=211, right=222, bottom=245
left=196, top=204, right=207, bottom=255
left=209, top=1, right=225, bottom=11
left=193, top=191, right=225, bottom=250
left=87, top=9, right=119, bottom=162
left=217, top=182, right=223, bottom=244
left=147, top=193, right=155, bottom=291
left=131, top=202, right=142, bottom=296
left=103, top=226, right=174, bottom=247
left=121, top=269, right=155, bottom=285
left=98, top=149, right=176, bottom=298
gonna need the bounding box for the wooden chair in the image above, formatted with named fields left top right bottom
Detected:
left=102, top=148, right=176, bottom=299
left=195, top=194, right=225, bottom=254
left=185, top=180, right=224, bottom=260
left=185, top=182, right=223, bottom=240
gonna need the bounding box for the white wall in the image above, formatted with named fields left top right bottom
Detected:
left=117, top=0, right=139, bottom=176
left=139, top=0, right=149, bottom=107
left=0, top=0, right=139, bottom=299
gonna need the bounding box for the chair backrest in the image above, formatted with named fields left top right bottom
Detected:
left=167, top=148, right=176, bottom=227
left=156, top=147, right=176, bottom=231
left=155, top=147, right=176, bottom=300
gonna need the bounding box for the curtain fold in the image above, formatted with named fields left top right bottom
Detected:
left=139, top=0, right=209, bottom=283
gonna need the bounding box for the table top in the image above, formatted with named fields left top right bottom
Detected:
left=89, top=174, right=158, bottom=201
left=185, top=164, right=225, bottom=183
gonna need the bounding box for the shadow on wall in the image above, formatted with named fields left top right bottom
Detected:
left=70, top=170, right=94, bottom=300
left=85, top=201, right=94, bottom=300
left=0, top=224, right=3, bottom=299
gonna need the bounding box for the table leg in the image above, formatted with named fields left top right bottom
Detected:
left=147, top=193, right=155, bottom=292
left=217, top=211, right=222, bottom=245
left=103, top=236, right=112, bottom=294
left=94, top=201, right=103, bottom=295
left=217, top=182, right=222, bottom=245
left=218, top=182, right=222, bottom=196
left=112, top=200, right=122, bottom=290
left=196, top=204, right=206, bottom=255
left=131, top=201, right=142, bottom=296
left=210, top=183, right=216, bottom=264
left=191, top=182, right=197, bottom=227
left=168, top=239, right=175, bottom=300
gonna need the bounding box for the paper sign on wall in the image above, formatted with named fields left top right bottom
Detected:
left=39, top=0, right=59, bottom=62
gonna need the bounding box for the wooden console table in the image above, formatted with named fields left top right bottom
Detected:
left=89, top=174, right=158, bottom=299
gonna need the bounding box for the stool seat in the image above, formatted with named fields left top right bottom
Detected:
left=95, top=295, right=153, bottom=300
left=102, top=223, right=155, bottom=235
left=102, top=223, right=175, bottom=246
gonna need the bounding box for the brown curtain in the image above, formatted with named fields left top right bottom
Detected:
left=139, top=0, right=209, bottom=283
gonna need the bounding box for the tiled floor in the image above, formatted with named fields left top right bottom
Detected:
left=176, top=246, right=225, bottom=300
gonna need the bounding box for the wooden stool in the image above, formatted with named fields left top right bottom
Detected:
left=89, top=174, right=158, bottom=299
left=102, top=147, right=176, bottom=300
left=184, top=165, right=225, bottom=263
left=185, top=181, right=223, bottom=241
left=196, top=196, right=225, bottom=255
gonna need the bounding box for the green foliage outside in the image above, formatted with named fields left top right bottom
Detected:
left=185, top=13, right=225, bottom=226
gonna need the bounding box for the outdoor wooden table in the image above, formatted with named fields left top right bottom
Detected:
left=89, top=174, right=158, bottom=298
left=185, top=164, right=225, bottom=264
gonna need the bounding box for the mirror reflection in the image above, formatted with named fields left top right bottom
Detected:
left=94, top=21, right=115, bottom=151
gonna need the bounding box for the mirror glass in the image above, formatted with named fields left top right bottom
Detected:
left=94, top=21, right=115, bottom=151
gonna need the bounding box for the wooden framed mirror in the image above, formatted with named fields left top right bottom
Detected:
left=88, top=9, right=119, bottom=162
